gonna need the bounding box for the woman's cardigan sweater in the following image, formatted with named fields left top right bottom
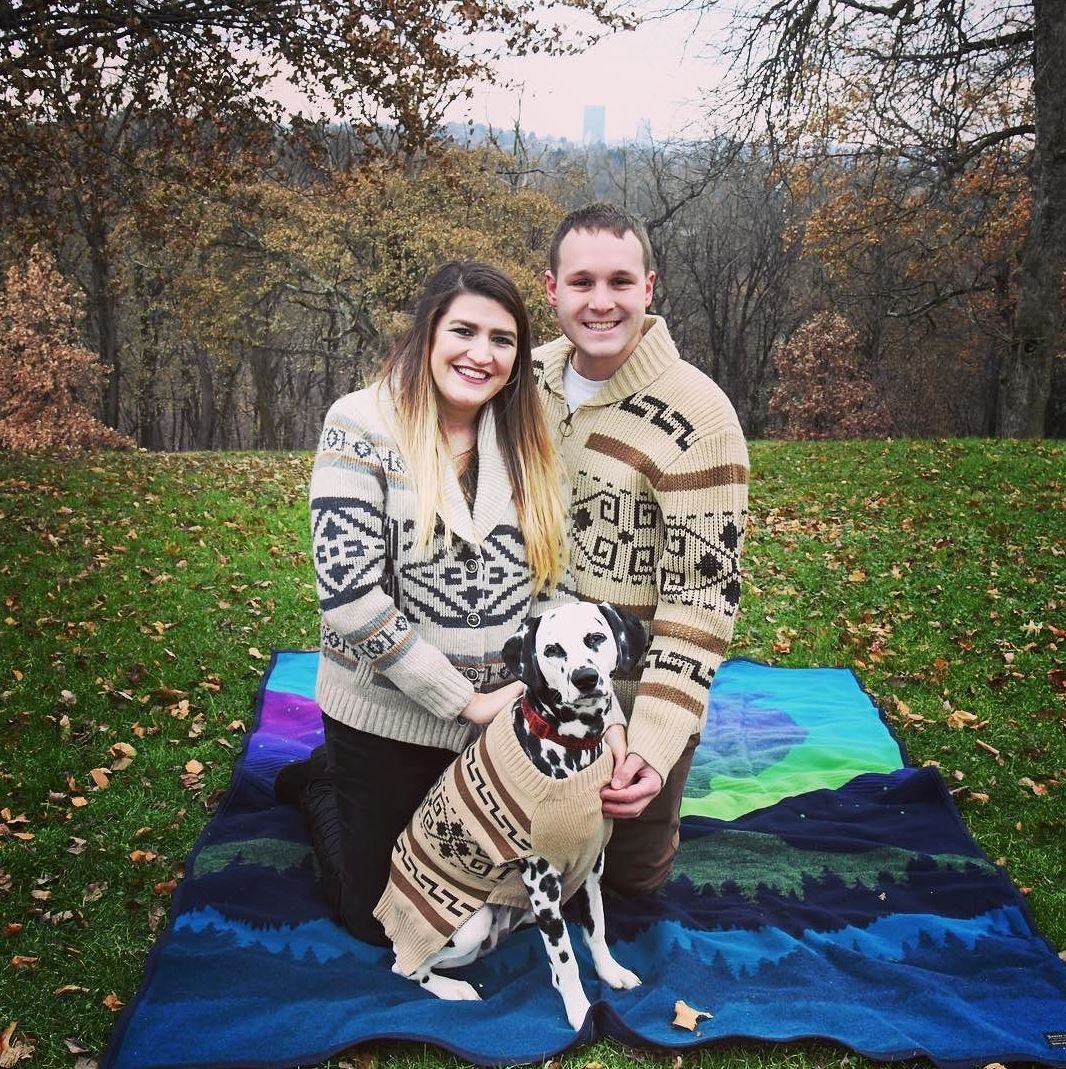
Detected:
left=374, top=707, right=614, bottom=973
left=533, top=316, right=749, bottom=781
left=310, top=383, right=569, bottom=753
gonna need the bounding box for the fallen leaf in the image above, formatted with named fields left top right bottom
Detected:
left=90, top=768, right=110, bottom=789
left=102, top=992, right=124, bottom=1012
left=0, top=1021, right=34, bottom=1065
left=8, top=955, right=38, bottom=970
left=672, top=999, right=713, bottom=1030
left=53, top=983, right=91, bottom=996
left=82, top=882, right=108, bottom=904
left=129, top=850, right=157, bottom=864
left=247, top=646, right=264, bottom=660
left=3, top=924, right=22, bottom=938
left=184, top=759, right=204, bottom=775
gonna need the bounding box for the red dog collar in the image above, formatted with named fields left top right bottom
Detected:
left=521, top=697, right=601, bottom=751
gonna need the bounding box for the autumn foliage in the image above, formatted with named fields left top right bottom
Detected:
left=769, top=312, right=892, bottom=440
left=0, top=246, right=133, bottom=451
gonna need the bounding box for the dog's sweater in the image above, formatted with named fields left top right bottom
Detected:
left=533, top=316, right=749, bottom=780
left=374, top=708, right=613, bottom=973
left=310, top=383, right=570, bottom=753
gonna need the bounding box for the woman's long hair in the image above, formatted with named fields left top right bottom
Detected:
left=378, top=262, right=568, bottom=594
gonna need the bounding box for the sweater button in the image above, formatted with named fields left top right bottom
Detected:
left=464, top=558, right=479, bottom=574
left=466, top=611, right=481, bottom=628
left=464, top=667, right=481, bottom=682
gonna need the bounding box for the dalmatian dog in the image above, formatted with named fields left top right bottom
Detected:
left=390, top=601, right=648, bottom=1030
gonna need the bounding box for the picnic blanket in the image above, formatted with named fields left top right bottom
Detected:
left=101, top=652, right=1066, bottom=1069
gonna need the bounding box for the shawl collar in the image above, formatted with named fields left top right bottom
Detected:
left=438, top=401, right=513, bottom=546
left=537, top=315, right=682, bottom=408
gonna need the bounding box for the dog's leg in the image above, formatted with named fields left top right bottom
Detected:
left=397, top=906, right=492, bottom=1002
left=576, top=851, right=641, bottom=990
left=519, top=856, right=591, bottom=1031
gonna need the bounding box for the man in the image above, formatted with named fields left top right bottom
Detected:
left=532, top=203, right=749, bottom=896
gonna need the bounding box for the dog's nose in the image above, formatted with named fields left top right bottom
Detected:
left=570, top=666, right=600, bottom=692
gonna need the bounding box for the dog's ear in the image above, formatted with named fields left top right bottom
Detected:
left=598, top=602, right=649, bottom=673
left=502, top=616, right=542, bottom=686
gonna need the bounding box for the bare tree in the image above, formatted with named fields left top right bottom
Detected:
left=688, top=0, right=1061, bottom=436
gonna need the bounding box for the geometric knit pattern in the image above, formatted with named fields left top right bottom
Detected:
left=309, top=383, right=572, bottom=755
left=375, top=707, right=614, bottom=975
left=533, top=316, right=749, bottom=781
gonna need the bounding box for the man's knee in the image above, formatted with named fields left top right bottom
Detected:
left=601, top=851, right=673, bottom=897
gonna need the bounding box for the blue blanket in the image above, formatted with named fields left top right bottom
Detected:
left=102, top=652, right=1066, bottom=1069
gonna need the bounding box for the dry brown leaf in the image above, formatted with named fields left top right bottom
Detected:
left=102, top=992, right=124, bottom=1012
left=90, top=768, right=110, bottom=789
left=8, top=955, right=38, bottom=970
left=672, top=999, right=713, bottom=1031
left=184, top=759, right=204, bottom=775
left=129, top=850, right=157, bottom=864
left=0, top=1021, right=35, bottom=1066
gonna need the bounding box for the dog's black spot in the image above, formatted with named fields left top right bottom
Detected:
left=421, top=976, right=429, bottom=984
left=531, top=857, right=550, bottom=876
left=543, top=642, right=567, bottom=659
left=539, top=873, right=561, bottom=901
left=584, top=631, right=608, bottom=651
left=536, top=909, right=565, bottom=945
left=560, top=951, right=570, bottom=963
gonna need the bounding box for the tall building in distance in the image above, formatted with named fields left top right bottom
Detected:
left=582, top=105, right=606, bottom=145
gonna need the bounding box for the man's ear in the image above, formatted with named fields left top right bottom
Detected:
left=545, top=270, right=558, bottom=307
left=598, top=602, right=649, bottom=673
left=502, top=616, right=542, bottom=686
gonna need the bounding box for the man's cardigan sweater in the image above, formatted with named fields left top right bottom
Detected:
left=310, top=383, right=569, bottom=753
left=533, top=316, right=749, bottom=781
left=374, top=707, right=613, bottom=973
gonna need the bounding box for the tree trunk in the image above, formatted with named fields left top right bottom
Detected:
left=997, top=0, right=1065, bottom=436
left=85, top=213, right=122, bottom=430
left=195, top=350, right=217, bottom=450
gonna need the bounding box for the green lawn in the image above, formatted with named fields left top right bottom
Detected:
left=1, top=440, right=1063, bottom=1069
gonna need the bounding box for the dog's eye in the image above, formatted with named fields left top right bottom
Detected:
left=585, top=632, right=607, bottom=651
left=543, top=642, right=567, bottom=659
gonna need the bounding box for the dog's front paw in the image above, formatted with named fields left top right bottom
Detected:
left=419, top=973, right=482, bottom=1001
left=562, top=990, right=592, bottom=1031
left=597, top=959, right=642, bottom=990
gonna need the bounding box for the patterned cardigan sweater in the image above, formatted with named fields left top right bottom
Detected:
left=374, top=708, right=613, bottom=973
left=310, top=383, right=569, bottom=753
left=533, top=316, right=750, bottom=780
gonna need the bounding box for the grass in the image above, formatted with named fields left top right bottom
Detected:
left=1, top=439, right=1063, bottom=1069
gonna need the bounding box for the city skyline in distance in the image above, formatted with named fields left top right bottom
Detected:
left=444, top=6, right=731, bottom=144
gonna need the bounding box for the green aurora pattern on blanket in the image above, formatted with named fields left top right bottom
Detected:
left=675, top=829, right=998, bottom=899
left=681, top=660, right=905, bottom=820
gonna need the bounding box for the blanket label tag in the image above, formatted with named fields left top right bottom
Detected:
left=1046, top=1032, right=1066, bottom=1049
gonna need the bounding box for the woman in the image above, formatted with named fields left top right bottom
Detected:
left=278, top=261, right=572, bottom=944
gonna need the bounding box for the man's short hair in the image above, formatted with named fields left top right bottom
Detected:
left=548, top=202, right=654, bottom=276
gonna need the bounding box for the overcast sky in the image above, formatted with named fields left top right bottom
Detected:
left=443, top=4, right=733, bottom=143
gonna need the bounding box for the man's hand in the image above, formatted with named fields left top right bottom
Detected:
left=600, top=753, right=663, bottom=819
left=460, top=681, right=524, bottom=726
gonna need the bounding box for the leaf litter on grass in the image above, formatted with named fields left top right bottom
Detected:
left=1, top=442, right=1062, bottom=1069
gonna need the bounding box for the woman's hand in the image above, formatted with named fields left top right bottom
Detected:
left=459, top=681, right=525, bottom=726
